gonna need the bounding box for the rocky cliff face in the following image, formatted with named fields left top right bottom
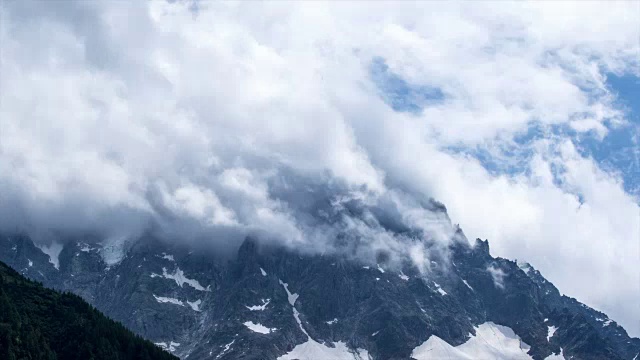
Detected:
left=1, top=231, right=638, bottom=360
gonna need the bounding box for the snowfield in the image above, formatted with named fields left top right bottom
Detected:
left=413, top=322, right=541, bottom=360
left=278, top=340, right=371, bottom=360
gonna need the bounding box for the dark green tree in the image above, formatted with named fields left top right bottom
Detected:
left=0, top=261, right=177, bottom=360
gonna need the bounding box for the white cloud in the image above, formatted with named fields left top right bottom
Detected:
left=487, top=265, right=507, bottom=290
left=0, top=0, right=638, bottom=335
left=160, top=183, right=237, bottom=226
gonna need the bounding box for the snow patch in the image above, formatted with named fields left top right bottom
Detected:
left=326, top=318, right=338, bottom=325
left=246, top=298, right=270, bottom=311
left=547, top=326, right=558, bottom=341
left=243, top=321, right=276, bottom=334
left=154, top=294, right=201, bottom=311
left=155, top=341, right=180, bottom=352
left=362, top=266, right=370, bottom=269
left=161, top=253, right=175, bottom=262
left=28, top=259, right=33, bottom=267
left=153, top=295, right=184, bottom=306
left=433, top=282, right=447, bottom=296
left=412, top=322, right=533, bottom=360
left=293, top=306, right=309, bottom=336
left=603, top=319, right=613, bottom=327
left=399, top=273, right=409, bottom=281
left=279, top=280, right=299, bottom=306
left=280, top=279, right=309, bottom=337
left=462, top=279, right=473, bottom=291
left=78, top=243, right=97, bottom=252
left=215, top=339, right=235, bottom=359
left=151, top=267, right=210, bottom=291
left=260, top=267, right=267, bottom=276
left=187, top=299, right=202, bottom=312
left=377, top=265, right=385, bottom=273
left=36, top=242, right=63, bottom=270
left=99, top=236, right=129, bottom=267
left=517, top=261, right=532, bottom=275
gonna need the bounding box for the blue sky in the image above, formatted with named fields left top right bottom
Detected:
left=372, top=62, right=640, bottom=201
left=370, top=57, right=445, bottom=114
left=590, top=73, right=640, bottom=197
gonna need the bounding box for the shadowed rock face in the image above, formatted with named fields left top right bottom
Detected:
left=1, top=232, right=638, bottom=360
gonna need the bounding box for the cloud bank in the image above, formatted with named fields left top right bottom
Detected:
left=0, top=1, right=638, bottom=335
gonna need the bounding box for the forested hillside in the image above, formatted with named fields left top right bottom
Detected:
left=0, top=260, right=178, bottom=360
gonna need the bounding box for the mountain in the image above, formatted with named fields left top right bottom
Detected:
left=0, top=199, right=638, bottom=360
left=0, top=259, right=178, bottom=360
left=1, top=233, right=638, bottom=360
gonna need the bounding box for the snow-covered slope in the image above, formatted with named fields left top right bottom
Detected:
left=412, top=322, right=535, bottom=360
left=412, top=322, right=568, bottom=360
left=278, top=340, right=370, bottom=360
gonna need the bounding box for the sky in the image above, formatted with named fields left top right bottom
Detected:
left=0, top=1, right=639, bottom=336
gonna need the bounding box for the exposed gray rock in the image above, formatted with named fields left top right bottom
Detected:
left=1, top=232, right=638, bottom=360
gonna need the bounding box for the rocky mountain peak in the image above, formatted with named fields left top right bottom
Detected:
left=0, top=230, right=638, bottom=360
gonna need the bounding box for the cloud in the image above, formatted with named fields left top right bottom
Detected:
left=487, top=265, right=506, bottom=290
left=0, top=0, right=638, bottom=335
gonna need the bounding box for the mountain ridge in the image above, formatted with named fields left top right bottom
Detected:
left=1, top=231, right=638, bottom=360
